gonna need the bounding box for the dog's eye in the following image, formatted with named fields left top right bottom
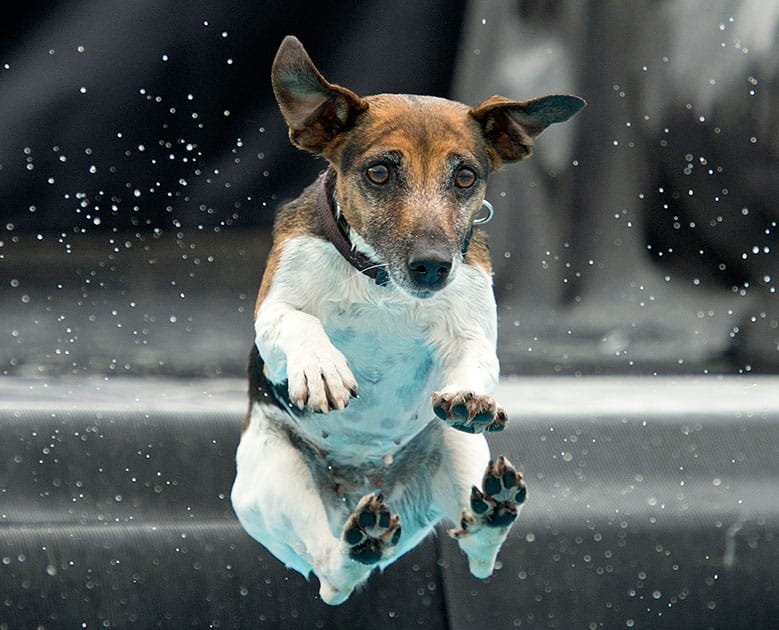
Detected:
left=366, top=164, right=390, bottom=185
left=454, top=167, right=477, bottom=189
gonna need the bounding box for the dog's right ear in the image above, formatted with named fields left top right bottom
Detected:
left=271, top=36, right=368, bottom=154
left=470, top=94, right=586, bottom=168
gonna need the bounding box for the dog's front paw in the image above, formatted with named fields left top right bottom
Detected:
left=431, top=390, right=507, bottom=433
left=287, top=346, right=358, bottom=413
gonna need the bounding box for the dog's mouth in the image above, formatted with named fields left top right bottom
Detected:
left=387, top=272, right=452, bottom=300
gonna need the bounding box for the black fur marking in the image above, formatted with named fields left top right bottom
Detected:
left=247, top=343, right=305, bottom=418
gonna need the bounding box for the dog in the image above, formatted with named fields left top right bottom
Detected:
left=231, top=35, right=585, bottom=605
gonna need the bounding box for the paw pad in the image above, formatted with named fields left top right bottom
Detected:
left=342, top=493, right=401, bottom=565
left=482, top=456, right=526, bottom=505
left=450, top=456, right=526, bottom=538
left=431, top=391, right=507, bottom=433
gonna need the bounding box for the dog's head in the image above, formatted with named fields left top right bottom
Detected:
left=271, top=36, right=585, bottom=298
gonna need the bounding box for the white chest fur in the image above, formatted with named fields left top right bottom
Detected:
left=254, top=235, right=498, bottom=462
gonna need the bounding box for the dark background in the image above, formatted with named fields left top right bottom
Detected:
left=1, top=0, right=777, bottom=378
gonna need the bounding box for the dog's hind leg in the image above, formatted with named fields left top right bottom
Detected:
left=450, top=455, right=527, bottom=577
left=432, top=427, right=526, bottom=578
left=232, top=404, right=400, bottom=605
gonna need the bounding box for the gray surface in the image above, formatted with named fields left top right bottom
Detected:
left=0, top=229, right=767, bottom=379
left=1, top=376, right=778, bottom=628
left=1, top=231, right=265, bottom=378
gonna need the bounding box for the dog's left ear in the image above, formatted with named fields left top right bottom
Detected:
left=470, top=94, right=586, bottom=167
left=271, top=36, right=369, bottom=154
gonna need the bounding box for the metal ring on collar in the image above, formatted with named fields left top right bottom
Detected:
left=472, top=199, right=494, bottom=225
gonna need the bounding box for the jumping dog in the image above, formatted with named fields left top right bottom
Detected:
left=231, top=35, right=585, bottom=605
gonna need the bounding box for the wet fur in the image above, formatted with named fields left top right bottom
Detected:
left=231, top=36, right=585, bottom=605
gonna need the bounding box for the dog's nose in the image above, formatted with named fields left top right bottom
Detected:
left=408, top=254, right=452, bottom=288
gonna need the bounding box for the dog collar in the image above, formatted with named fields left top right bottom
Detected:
left=316, top=167, right=478, bottom=287
left=317, top=168, right=390, bottom=286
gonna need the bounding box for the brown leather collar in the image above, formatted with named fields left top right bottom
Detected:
left=316, top=167, right=389, bottom=286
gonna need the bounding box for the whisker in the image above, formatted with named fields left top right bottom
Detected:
left=361, top=262, right=389, bottom=273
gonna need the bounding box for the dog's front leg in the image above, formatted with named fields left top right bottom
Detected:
left=255, top=299, right=358, bottom=413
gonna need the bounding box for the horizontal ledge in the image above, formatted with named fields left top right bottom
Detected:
left=1, top=376, right=778, bottom=418
left=497, top=375, right=779, bottom=419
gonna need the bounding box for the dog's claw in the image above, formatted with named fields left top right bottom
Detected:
left=287, top=345, right=358, bottom=414
left=431, top=390, right=507, bottom=433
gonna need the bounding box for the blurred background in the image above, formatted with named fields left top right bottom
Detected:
left=1, top=0, right=777, bottom=378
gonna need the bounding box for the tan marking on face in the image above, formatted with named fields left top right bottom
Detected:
left=326, top=95, right=493, bottom=295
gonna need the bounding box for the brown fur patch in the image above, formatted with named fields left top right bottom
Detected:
left=463, top=229, right=492, bottom=275
left=253, top=179, right=325, bottom=318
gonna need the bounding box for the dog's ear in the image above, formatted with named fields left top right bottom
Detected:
left=271, top=36, right=368, bottom=154
left=470, top=94, right=586, bottom=167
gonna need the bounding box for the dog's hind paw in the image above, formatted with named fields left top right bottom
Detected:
left=342, top=493, right=401, bottom=565
left=431, top=390, right=507, bottom=433
left=450, top=456, right=526, bottom=538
